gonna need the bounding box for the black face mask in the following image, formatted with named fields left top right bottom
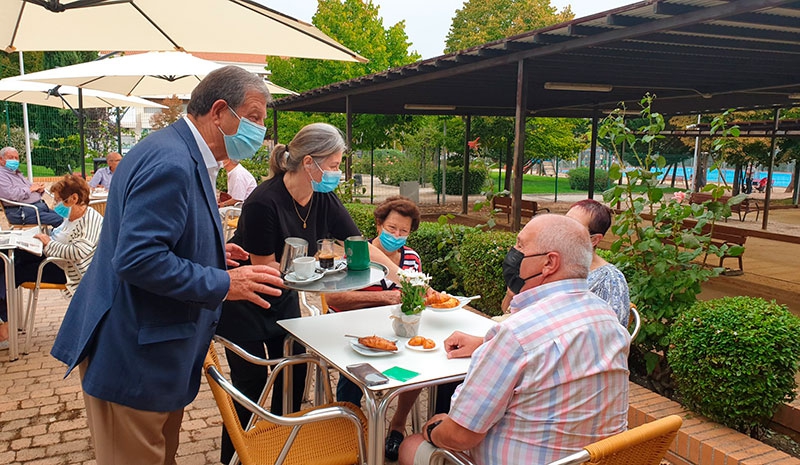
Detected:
left=502, top=247, right=548, bottom=294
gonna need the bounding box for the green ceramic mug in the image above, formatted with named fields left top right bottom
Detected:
left=345, top=235, right=370, bottom=271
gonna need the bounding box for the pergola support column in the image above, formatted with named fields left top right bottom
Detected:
left=511, top=60, right=528, bottom=232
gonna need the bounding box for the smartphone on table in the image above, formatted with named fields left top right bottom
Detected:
left=347, top=363, right=389, bottom=386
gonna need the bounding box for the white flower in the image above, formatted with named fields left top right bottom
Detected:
left=398, top=269, right=431, bottom=288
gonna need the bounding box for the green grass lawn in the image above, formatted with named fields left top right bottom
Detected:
left=21, top=162, right=95, bottom=178
left=490, top=171, right=587, bottom=194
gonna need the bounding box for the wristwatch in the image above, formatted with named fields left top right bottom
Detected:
left=426, top=420, right=443, bottom=448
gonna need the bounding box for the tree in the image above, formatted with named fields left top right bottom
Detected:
left=445, top=0, right=574, bottom=53
left=150, top=95, right=184, bottom=130
left=267, top=0, right=421, bottom=151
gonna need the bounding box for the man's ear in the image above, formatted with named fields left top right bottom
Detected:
left=590, top=233, right=603, bottom=248
left=541, top=252, right=560, bottom=278
left=210, top=99, right=229, bottom=125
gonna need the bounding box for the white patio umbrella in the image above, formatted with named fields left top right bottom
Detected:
left=1, top=0, right=367, bottom=63
left=0, top=78, right=167, bottom=109
left=0, top=77, right=166, bottom=177
left=14, top=51, right=297, bottom=97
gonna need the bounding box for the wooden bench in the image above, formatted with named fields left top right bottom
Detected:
left=492, top=196, right=549, bottom=222
left=689, top=192, right=760, bottom=222
left=663, top=219, right=748, bottom=272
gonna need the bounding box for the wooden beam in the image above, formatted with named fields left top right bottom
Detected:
left=512, top=60, right=528, bottom=232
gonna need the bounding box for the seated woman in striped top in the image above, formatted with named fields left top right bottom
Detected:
left=0, top=174, right=103, bottom=349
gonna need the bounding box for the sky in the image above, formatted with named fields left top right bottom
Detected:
left=269, top=0, right=633, bottom=60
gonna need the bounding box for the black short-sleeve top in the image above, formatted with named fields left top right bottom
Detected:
left=230, top=173, right=361, bottom=262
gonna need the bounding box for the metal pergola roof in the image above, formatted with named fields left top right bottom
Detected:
left=271, top=0, right=800, bottom=118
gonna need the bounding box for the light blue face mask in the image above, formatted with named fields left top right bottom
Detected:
left=5, top=159, right=19, bottom=171
left=379, top=229, right=408, bottom=252
left=310, top=159, right=342, bottom=193
left=219, top=105, right=266, bottom=160
left=53, top=201, right=71, bottom=219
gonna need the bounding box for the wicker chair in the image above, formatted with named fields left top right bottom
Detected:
left=204, top=340, right=368, bottom=465
left=429, top=415, right=682, bottom=465
left=18, top=256, right=68, bottom=354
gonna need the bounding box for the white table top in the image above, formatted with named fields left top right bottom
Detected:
left=278, top=305, right=496, bottom=392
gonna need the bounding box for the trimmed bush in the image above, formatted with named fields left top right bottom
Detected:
left=458, top=230, right=516, bottom=316
left=568, top=167, right=609, bottom=191
left=406, top=221, right=476, bottom=294
left=343, top=203, right=376, bottom=237
left=432, top=167, right=488, bottom=195
left=668, top=296, right=800, bottom=437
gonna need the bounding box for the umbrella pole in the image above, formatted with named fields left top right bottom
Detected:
left=79, top=88, right=86, bottom=178
left=19, top=52, right=33, bottom=182
left=116, top=107, right=122, bottom=153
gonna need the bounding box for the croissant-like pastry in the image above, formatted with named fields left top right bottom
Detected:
left=358, top=335, right=398, bottom=351
left=425, top=291, right=450, bottom=306
left=431, top=297, right=460, bottom=309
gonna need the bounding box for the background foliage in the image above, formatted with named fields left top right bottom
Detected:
left=669, top=297, right=800, bottom=438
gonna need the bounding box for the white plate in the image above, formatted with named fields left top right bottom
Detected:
left=349, top=340, right=398, bottom=357
left=284, top=271, right=324, bottom=284
left=405, top=340, right=438, bottom=352
left=425, top=296, right=477, bottom=312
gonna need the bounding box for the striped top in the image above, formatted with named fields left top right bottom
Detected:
left=43, top=206, right=103, bottom=297
left=449, top=279, right=630, bottom=465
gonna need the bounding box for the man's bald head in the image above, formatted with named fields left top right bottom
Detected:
left=106, top=152, right=122, bottom=172
left=517, top=214, right=593, bottom=283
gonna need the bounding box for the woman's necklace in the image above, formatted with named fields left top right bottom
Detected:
left=293, top=195, right=313, bottom=229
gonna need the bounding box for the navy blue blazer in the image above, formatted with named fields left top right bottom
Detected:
left=51, top=119, right=230, bottom=412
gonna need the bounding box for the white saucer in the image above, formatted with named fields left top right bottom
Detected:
left=349, top=340, right=398, bottom=356
left=405, top=340, right=437, bottom=352
left=284, top=271, right=324, bottom=284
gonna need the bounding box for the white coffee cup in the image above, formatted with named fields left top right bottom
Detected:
left=293, top=256, right=317, bottom=279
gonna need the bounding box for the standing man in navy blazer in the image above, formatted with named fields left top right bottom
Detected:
left=51, top=66, right=283, bottom=465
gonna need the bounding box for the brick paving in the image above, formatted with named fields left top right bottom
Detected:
left=0, top=291, right=410, bottom=465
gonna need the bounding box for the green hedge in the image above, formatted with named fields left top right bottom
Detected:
left=343, top=203, right=376, bottom=237
left=406, top=221, right=476, bottom=294
left=459, top=230, right=516, bottom=315
left=669, top=296, right=800, bottom=437
left=432, top=167, right=487, bottom=195
left=567, top=167, right=609, bottom=191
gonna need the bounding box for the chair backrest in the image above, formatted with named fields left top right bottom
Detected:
left=431, top=415, right=682, bottom=465
left=88, top=199, right=107, bottom=216
left=204, top=344, right=256, bottom=464
left=628, top=303, right=641, bottom=341
left=204, top=341, right=365, bottom=465
left=548, top=415, right=683, bottom=465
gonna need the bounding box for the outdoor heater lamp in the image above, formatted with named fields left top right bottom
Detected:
left=404, top=104, right=457, bottom=111
left=544, top=82, right=613, bottom=92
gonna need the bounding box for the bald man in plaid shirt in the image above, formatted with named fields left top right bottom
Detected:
left=399, top=214, right=630, bottom=465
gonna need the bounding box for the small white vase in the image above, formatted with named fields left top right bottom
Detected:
left=389, top=304, right=422, bottom=338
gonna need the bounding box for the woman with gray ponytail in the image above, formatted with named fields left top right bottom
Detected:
left=216, top=122, right=370, bottom=463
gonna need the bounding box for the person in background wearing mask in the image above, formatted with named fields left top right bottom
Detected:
left=216, top=122, right=403, bottom=464
left=397, top=214, right=630, bottom=465
left=0, top=174, right=102, bottom=349
left=50, top=66, right=284, bottom=465
left=88, top=151, right=122, bottom=190
left=325, top=196, right=424, bottom=460
left=0, top=146, right=64, bottom=227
